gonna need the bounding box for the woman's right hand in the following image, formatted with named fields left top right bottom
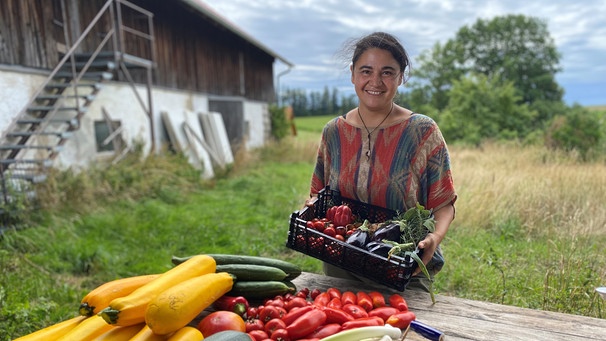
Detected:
left=305, top=195, right=318, bottom=208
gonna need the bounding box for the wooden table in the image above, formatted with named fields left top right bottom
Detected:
left=292, top=272, right=606, bottom=341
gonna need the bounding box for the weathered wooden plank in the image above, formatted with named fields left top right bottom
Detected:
left=292, top=272, right=606, bottom=341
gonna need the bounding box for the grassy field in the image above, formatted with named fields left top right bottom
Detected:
left=1, top=114, right=605, bottom=339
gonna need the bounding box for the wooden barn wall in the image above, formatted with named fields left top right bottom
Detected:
left=137, top=0, right=276, bottom=102
left=0, top=0, right=277, bottom=102
left=0, top=0, right=60, bottom=68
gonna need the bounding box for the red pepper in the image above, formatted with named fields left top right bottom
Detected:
left=326, top=206, right=338, bottom=222
left=341, top=316, right=384, bottom=330
left=356, top=291, right=374, bottom=312
left=285, top=309, right=327, bottom=340
left=307, top=323, right=342, bottom=339
left=341, top=304, right=369, bottom=319
left=368, top=306, right=400, bottom=322
left=313, top=292, right=330, bottom=307
left=326, top=297, right=342, bottom=310
left=248, top=329, right=269, bottom=341
left=341, top=291, right=357, bottom=306
left=385, top=311, right=416, bottom=329
left=326, top=287, right=342, bottom=300
left=213, top=295, right=250, bottom=316
left=368, top=291, right=386, bottom=308
left=322, top=306, right=354, bottom=324
left=281, top=305, right=315, bottom=326
left=388, top=293, right=409, bottom=311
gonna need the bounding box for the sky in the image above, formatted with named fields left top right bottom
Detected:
left=202, top=0, right=606, bottom=107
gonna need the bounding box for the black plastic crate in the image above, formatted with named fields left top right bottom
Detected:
left=286, top=186, right=419, bottom=291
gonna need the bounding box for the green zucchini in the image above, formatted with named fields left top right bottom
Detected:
left=216, top=264, right=288, bottom=281
left=227, top=280, right=297, bottom=300
left=172, top=254, right=302, bottom=280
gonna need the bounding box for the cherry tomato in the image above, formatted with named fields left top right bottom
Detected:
left=313, top=221, right=325, bottom=231
left=246, top=306, right=260, bottom=319
left=310, top=289, right=322, bottom=300
left=259, top=305, right=282, bottom=323
left=264, top=318, right=286, bottom=335
left=245, top=318, right=264, bottom=332
left=323, top=227, right=336, bottom=237
left=248, top=329, right=269, bottom=341
left=270, top=328, right=291, bottom=341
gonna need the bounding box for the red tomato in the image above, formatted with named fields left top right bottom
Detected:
left=259, top=305, right=283, bottom=323
left=245, top=318, right=264, bottom=332
left=368, top=306, right=399, bottom=322
left=313, top=221, right=325, bottom=232
left=270, top=328, right=291, bottom=341
left=335, top=234, right=345, bottom=241
left=284, top=297, right=308, bottom=311
left=388, top=293, right=409, bottom=311
left=248, top=329, right=269, bottom=341
left=335, top=226, right=347, bottom=236
left=341, top=304, right=369, bottom=319
left=323, top=227, right=336, bottom=237
left=326, top=288, right=342, bottom=300
left=264, top=318, right=287, bottom=335
left=246, top=306, right=259, bottom=319
left=197, top=311, right=246, bottom=337
left=285, top=309, right=327, bottom=340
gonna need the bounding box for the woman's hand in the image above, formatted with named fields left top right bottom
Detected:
left=412, top=204, right=455, bottom=276
left=305, top=195, right=318, bottom=208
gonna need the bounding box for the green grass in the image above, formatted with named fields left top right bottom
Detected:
left=2, top=115, right=606, bottom=339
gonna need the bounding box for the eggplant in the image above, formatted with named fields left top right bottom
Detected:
left=371, top=222, right=402, bottom=242
left=346, top=229, right=369, bottom=248
left=346, top=219, right=371, bottom=248
left=365, top=241, right=393, bottom=258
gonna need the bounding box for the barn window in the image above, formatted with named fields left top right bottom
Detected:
left=94, top=120, right=122, bottom=152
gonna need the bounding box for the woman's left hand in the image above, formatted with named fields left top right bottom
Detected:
left=413, top=233, right=439, bottom=276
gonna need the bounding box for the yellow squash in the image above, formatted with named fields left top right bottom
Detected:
left=12, top=316, right=86, bottom=341
left=167, top=326, right=204, bottom=340
left=80, top=274, right=160, bottom=316
left=92, top=323, right=145, bottom=341
left=146, top=272, right=234, bottom=335
left=55, top=315, right=114, bottom=341
left=98, top=254, right=216, bottom=326
left=129, top=324, right=173, bottom=341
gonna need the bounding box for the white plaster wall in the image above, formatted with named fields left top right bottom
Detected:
left=0, top=70, right=47, bottom=136
left=243, top=100, right=269, bottom=149
left=0, top=69, right=269, bottom=174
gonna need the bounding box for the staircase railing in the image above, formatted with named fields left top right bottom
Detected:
left=0, top=0, right=154, bottom=229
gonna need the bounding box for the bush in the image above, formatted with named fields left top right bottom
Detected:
left=269, top=105, right=290, bottom=141
left=544, top=105, right=603, bottom=161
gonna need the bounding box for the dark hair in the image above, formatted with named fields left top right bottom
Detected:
left=342, top=32, right=411, bottom=83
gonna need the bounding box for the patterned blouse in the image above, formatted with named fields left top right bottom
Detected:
left=311, top=113, right=457, bottom=214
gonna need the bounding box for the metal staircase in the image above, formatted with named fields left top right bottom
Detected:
left=0, top=0, right=154, bottom=228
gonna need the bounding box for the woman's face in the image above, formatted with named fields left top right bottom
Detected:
left=351, top=48, right=403, bottom=112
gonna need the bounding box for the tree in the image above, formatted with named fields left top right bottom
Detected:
left=439, top=73, right=536, bottom=145
left=410, top=14, right=563, bottom=131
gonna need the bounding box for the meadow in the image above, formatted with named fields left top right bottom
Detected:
left=1, top=114, right=605, bottom=339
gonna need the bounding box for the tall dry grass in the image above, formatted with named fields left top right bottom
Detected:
left=450, top=142, right=606, bottom=237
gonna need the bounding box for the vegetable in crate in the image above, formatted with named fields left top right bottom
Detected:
left=345, top=219, right=371, bottom=247
left=332, top=204, right=353, bottom=227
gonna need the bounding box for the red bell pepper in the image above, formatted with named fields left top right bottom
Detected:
left=388, top=293, right=409, bottom=311
left=333, top=205, right=353, bottom=227
left=326, top=206, right=338, bottom=222
left=213, top=295, right=250, bottom=317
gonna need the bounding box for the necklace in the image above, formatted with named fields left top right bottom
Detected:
left=357, top=103, right=394, bottom=160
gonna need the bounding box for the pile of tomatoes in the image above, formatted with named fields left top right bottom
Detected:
left=240, top=287, right=416, bottom=341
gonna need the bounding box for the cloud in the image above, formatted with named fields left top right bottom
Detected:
left=203, top=0, right=606, bottom=105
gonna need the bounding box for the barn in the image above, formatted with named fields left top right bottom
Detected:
left=0, top=0, right=293, bottom=214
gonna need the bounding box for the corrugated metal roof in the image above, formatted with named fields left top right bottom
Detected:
left=178, top=0, right=294, bottom=67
